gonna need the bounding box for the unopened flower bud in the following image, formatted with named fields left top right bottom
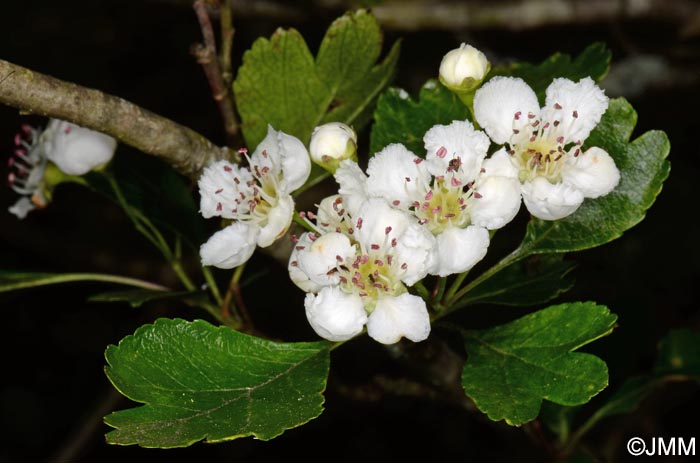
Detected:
left=309, top=122, right=357, bottom=173
left=439, top=43, right=490, bottom=93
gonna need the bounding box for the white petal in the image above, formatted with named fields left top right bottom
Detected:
left=251, top=126, right=311, bottom=192
left=355, top=198, right=410, bottom=250
left=435, top=225, right=489, bottom=276
left=544, top=77, right=608, bottom=143
left=198, top=160, right=253, bottom=219
left=521, top=177, right=584, bottom=220
left=394, top=223, right=438, bottom=285
left=316, top=194, right=345, bottom=233
left=297, top=232, right=356, bottom=287
left=334, top=160, right=368, bottom=217
left=423, top=120, right=490, bottom=183
left=8, top=197, right=35, bottom=219
left=481, top=148, right=519, bottom=179
left=366, top=144, right=428, bottom=206
left=200, top=222, right=259, bottom=269
left=367, top=293, right=431, bottom=344
left=562, top=147, right=620, bottom=198
left=257, top=193, right=294, bottom=247
left=305, top=287, right=367, bottom=342
left=288, top=234, right=323, bottom=293
left=278, top=131, right=312, bottom=192
left=43, top=120, right=117, bottom=176
left=470, top=176, right=521, bottom=229
left=474, top=77, right=540, bottom=145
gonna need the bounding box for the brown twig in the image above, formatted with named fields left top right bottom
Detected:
left=0, top=59, right=230, bottom=178
left=219, top=0, right=235, bottom=89
left=192, top=0, right=240, bottom=148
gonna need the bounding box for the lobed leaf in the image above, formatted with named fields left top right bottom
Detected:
left=234, top=10, right=399, bottom=149
left=461, top=302, right=617, bottom=426
left=104, top=318, right=331, bottom=447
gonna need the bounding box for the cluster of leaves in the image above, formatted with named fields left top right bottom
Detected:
left=0, top=10, right=677, bottom=454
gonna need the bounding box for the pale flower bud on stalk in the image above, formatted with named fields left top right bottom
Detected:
left=309, top=122, right=357, bottom=173
left=439, top=43, right=490, bottom=94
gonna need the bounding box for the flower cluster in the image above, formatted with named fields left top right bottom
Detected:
left=196, top=44, right=620, bottom=346
left=289, top=197, right=435, bottom=344
left=7, top=119, right=117, bottom=218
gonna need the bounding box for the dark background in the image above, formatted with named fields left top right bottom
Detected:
left=1, top=0, right=698, bottom=461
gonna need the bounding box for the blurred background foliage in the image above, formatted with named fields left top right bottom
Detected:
left=0, top=0, right=698, bottom=461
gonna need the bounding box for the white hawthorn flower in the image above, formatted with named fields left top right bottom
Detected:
left=335, top=119, right=521, bottom=276
left=474, top=76, right=620, bottom=220
left=7, top=119, right=117, bottom=219
left=43, top=119, right=117, bottom=175
left=309, top=122, right=357, bottom=172
left=289, top=198, right=436, bottom=344
left=199, top=125, right=311, bottom=268
left=439, top=43, right=490, bottom=92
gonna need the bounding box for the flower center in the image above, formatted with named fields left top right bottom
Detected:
left=508, top=109, right=582, bottom=183
left=411, top=179, right=472, bottom=234
left=213, top=151, right=282, bottom=227
left=336, top=249, right=405, bottom=309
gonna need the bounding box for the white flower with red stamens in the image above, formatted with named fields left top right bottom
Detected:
left=473, top=76, right=620, bottom=220
left=7, top=119, right=116, bottom=219
left=335, top=119, right=521, bottom=276
left=199, top=126, right=311, bottom=269
left=289, top=198, right=436, bottom=344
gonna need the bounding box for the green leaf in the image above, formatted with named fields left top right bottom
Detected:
left=517, top=98, right=670, bottom=255
left=457, top=254, right=575, bottom=308
left=369, top=80, right=471, bottom=155
left=88, top=289, right=203, bottom=308
left=234, top=10, right=399, bottom=148
left=461, top=302, right=617, bottom=426
left=0, top=270, right=167, bottom=293
left=104, top=318, right=331, bottom=447
left=492, top=43, right=611, bottom=102
left=654, top=328, right=700, bottom=377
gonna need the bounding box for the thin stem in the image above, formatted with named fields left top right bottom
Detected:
left=444, top=270, right=469, bottom=304
left=413, top=281, right=430, bottom=301
left=219, top=0, right=235, bottom=88
left=108, top=175, right=198, bottom=291
left=293, top=212, right=316, bottom=232
left=230, top=264, right=252, bottom=326
left=0, top=273, right=169, bottom=293
left=192, top=0, right=240, bottom=147
left=202, top=266, right=224, bottom=306
left=442, top=248, right=525, bottom=315
left=433, top=277, right=447, bottom=302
